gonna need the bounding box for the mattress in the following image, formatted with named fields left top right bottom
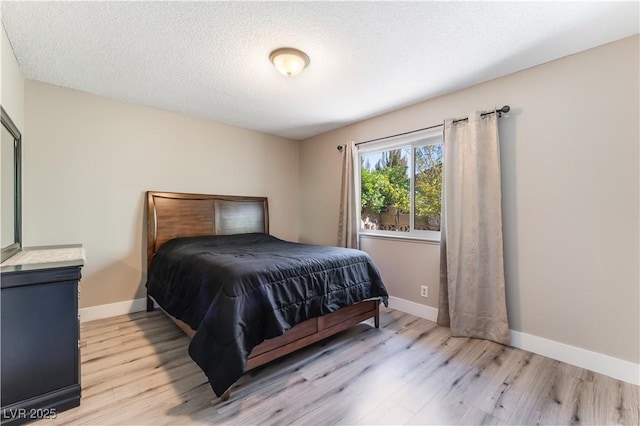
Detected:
left=146, top=233, right=388, bottom=396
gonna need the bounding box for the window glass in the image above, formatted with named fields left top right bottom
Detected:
left=414, top=144, right=442, bottom=231
left=360, top=147, right=411, bottom=232
left=358, top=133, right=442, bottom=240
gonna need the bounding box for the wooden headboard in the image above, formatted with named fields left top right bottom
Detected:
left=146, top=191, right=269, bottom=266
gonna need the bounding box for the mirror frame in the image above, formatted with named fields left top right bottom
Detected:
left=1, top=106, right=22, bottom=262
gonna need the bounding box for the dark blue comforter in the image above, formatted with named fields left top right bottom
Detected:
left=146, top=233, right=388, bottom=396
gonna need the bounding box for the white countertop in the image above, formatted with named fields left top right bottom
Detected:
left=1, top=247, right=86, bottom=266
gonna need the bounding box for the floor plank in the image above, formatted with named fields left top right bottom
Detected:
left=34, top=308, right=638, bottom=425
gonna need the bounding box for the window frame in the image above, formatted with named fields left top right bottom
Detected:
left=356, top=127, right=443, bottom=242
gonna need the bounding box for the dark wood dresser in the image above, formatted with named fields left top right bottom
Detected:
left=1, top=245, right=84, bottom=425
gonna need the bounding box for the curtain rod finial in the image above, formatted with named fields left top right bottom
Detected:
left=337, top=145, right=344, bottom=152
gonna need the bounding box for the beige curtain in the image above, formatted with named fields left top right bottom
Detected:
left=437, top=112, right=510, bottom=345
left=337, top=142, right=358, bottom=248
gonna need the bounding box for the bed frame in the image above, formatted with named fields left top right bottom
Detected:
left=145, top=191, right=380, bottom=400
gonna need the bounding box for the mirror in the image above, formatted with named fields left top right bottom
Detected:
left=1, top=106, right=21, bottom=262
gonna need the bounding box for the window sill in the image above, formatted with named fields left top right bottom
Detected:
left=359, top=232, right=440, bottom=245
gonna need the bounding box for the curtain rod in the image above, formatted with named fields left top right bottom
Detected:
left=337, top=105, right=510, bottom=151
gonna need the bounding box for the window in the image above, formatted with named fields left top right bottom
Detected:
left=357, top=129, right=443, bottom=240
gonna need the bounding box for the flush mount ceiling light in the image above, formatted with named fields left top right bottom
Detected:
left=269, top=48, right=310, bottom=77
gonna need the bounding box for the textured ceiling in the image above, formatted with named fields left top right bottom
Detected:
left=2, top=1, right=638, bottom=140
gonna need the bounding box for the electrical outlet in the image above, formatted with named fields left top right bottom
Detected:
left=420, top=285, right=428, bottom=298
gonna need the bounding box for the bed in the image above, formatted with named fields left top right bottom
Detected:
left=145, top=191, right=388, bottom=400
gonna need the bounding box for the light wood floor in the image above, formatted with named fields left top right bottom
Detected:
left=37, top=309, right=638, bottom=425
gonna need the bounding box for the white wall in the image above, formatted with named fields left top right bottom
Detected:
left=360, top=237, right=440, bottom=308
left=299, top=36, right=639, bottom=365
left=24, top=81, right=300, bottom=308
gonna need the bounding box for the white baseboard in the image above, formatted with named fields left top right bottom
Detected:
left=387, top=296, right=639, bottom=386
left=509, top=329, right=639, bottom=386
left=79, top=297, right=149, bottom=323
left=80, top=295, right=639, bottom=386
left=386, top=296, right=439, bottom=322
